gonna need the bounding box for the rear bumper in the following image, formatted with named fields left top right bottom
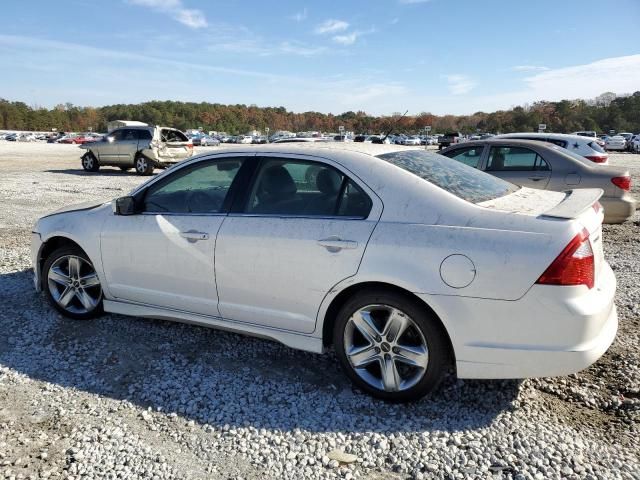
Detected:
left=600, top=195, right=637, bottom=224
left=418, top=262, right=618, bottom=379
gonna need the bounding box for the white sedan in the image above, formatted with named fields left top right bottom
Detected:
left=31, top=144, right=618, bottom=401
left=605, top=135, right=627, bottom=151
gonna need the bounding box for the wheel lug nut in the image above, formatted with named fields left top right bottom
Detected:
left=392, top=347, right=400, bottom=354
left=375, top=336, right=381, bottom=342
left=374, top=347, right=381, bottom=353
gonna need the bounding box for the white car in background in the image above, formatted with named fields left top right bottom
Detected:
left=494, top=133, right=609, bottom=164
left=31, top=144, right=617, bottom=402
left=237, top=135, right=253, bottom=144
left=605, top=135, right=627, bottom=151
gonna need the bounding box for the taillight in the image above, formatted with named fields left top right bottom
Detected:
left=584, top=155, right=608, bottom=163
left=187, top=143, right=193, bottom=150
left=537, top=228, right=594, bottom=289
left=611, top=176, right=631, bottom=191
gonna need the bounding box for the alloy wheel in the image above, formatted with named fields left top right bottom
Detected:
left=47, top=255, right=102, bottom=314
left=344, top=304, right=429, bottom=392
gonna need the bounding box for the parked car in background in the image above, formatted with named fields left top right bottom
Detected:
left=200, top=135, right=220, bottom=146
left=32, top=143, right=617, bottom=402
left=605, top=135, right=627, bottom=151
left=494, top=133, right=609, bottom=164
left=79, top=126, right=193, bottom=175
left=618, top=133, right=634, bottom=151
left=630, top=135, right=640, bottom=153
left=17, top=133, right=37, bottom=142
left=437, top=132, right=462, bottom=149
left=237, top=135, right=253, bottom=144
left=441, top=139, right=636, bottom=223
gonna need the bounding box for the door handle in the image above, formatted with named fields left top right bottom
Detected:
left=317, top=237, right=358, bottom=251
left=180, top=231, right=209, bottom=241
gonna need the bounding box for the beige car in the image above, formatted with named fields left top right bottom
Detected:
left=441, top=139, right=636, bottom=223
left=79, top=126, right=193, bottom=175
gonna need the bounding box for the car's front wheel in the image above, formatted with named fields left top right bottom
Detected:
left=81, top=152, right=100, bottom=172
left=135, top=154, right=155, bottom=175
left=43, top=246, right=103, bottom=320
left=334, top=290, right=450, bottom=402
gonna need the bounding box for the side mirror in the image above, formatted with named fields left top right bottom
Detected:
left=112, top=196, right=136, bottom=215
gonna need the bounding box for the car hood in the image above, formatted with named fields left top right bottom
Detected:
left=40, top=199, right=109, bottom=219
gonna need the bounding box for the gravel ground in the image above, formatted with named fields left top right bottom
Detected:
left=0, top=142, right=638, bottom=480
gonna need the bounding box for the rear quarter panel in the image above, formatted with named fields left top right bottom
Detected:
left=357, top=221, right=564, bottom=301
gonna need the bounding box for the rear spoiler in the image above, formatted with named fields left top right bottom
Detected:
left=542, top=188, right=603, bottom=219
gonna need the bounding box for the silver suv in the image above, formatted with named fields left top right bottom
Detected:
left=79, top=126, right=193, bottom=175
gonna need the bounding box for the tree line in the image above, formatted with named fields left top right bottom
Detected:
left=1, top=91, right=639, bottom=135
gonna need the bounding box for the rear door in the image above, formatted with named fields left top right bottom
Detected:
left=116, top=129, right=141, bottom=165
left=214, top=155, right=382, bottom=334
left=485, top=145, right=551, bottom=189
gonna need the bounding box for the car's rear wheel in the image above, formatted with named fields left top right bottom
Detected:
left=135, top=154, right=155, bottom=175
left=43, top=246, right=103, bottom=320
left=81, top=152, right=99, bottom=172
left=333, top=290, right=449, bottom=402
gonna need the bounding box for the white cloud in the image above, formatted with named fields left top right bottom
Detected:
left=523, top=54, right=640, bottom=100
left=512, top=65, right=549, bottom=72
left=443, top=74, right=476, bottom=95
left=332, top=32, right=358, bottom=45
left=315, top=19, right=349, bottom=34
left=127, top=0, right=207, bottom=29
left=289, top=8, right=308, bottom=22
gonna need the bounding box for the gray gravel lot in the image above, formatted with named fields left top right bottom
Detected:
left=0, top=142, right=638, bottom=479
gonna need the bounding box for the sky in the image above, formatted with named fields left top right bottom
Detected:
left=0, top=0, right=639, bottom=115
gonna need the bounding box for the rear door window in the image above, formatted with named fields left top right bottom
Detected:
left=441, top=145, right=484, bottom=168
left=245, top=158, right=372, bottom=217
left=137, top=129, right=152, bottom=140
left=487, top=147, right=549, bottom=171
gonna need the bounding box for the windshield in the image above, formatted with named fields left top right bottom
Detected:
left=377, top=150, right=519, bottom=204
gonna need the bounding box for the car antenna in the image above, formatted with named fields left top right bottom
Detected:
left=378, top=110, right=408, bottom=144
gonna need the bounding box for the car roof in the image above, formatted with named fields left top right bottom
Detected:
left=193, top=142, right=416, bottom=157
left=441, top=138, right=569, bottom=152
left=496, top=132, right=592, bottom=142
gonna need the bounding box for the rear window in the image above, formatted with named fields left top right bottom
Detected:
left=161, top=129, right=188, bottom=142
left=587, top=141, right=605, bottom=153
left=377, top=150, right=519, bottom=204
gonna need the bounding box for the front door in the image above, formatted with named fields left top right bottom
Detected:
left=101, top=157, right=247, bottom=316
left=215, top=156, right=382, bottom=334
left=97, top=129, right=124, bottom=163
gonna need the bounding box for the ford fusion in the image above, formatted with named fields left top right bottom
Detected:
left=31, top=144, right=618, bottom=402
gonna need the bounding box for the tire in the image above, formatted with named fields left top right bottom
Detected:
left=81, top=152, right=99, bottom=172
left=42, top=246, right=104, bottom=320
left=333, top=290, right=450, bottom=402
left=135, top=154, right=155, bottom=175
